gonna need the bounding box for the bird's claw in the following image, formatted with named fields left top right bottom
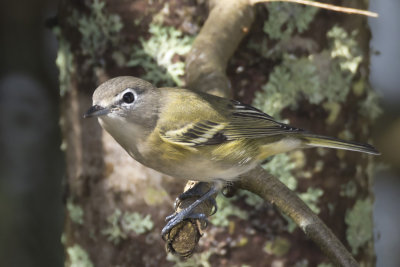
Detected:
left=162, top=210, right=209, bottom=237
left=162, top=181, right=223, bottom=237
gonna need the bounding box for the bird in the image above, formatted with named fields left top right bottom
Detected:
left=84, top=76, right=379, bottom=235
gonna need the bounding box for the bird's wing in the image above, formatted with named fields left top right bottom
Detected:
left=159, top=97, right=305, bottom=147
left=224, top=100, right=305, bottom=139
left=160, top=120, right=229, bottom=146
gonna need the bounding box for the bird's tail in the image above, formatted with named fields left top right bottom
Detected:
left=302, top=134, right=380, bottom=155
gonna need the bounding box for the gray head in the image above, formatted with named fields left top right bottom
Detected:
left=84, top=76, right=160, bottom=148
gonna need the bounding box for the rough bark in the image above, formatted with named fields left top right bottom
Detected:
left=59, top=0, right=376, bottom=266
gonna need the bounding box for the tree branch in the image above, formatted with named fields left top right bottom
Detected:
left=238, top=166, right=359, bottom=267
left=163, top=0, right=360, bottom=266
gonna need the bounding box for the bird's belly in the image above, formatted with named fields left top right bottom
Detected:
left=132, top=136, right=259, bottom=182
left=134, top=146, right=257, bottom=182
left=155, top=157, right=257, bottom=182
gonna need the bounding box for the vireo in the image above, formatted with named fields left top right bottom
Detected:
left=84, top=76, right=379, bottom=234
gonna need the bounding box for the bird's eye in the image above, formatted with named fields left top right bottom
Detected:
left=122, top=92, right=135, bottom=103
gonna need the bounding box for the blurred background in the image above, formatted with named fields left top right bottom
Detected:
left=0, top=0, right=398, bottom=266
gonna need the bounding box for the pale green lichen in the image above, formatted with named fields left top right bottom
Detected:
left=345, top=198, right=373, bottom=254
left=69, top=0, right=123, bottom=68
left=120, top=212, right=154, bottom=235
left=263, top=154, right=297, bottom=190
left=61, top=233, right=66, bottom=245
left=261, top=154, right=323, bottom=231
left=253, top=54, right=319, bottom=117
left=327, top=26, right=362, bottom=74
left=66, top=198, right=84, bottom=225
left=127, top=22, right=193, bottom=87
left=54, top=27, right=74, bottom=96
left=254, top=26, right=363, bottom=120
left=263, top=3, right=318, bottom=40
left=102, top=209, right=125, bottom=244
left=102, top=209, right=154, bottom=244
left=126, top=5, right=193, bottom=87
left=298, top=188, right=324, bottom=214
left=67, top=244, right=94, bottom=267
left=340, top=180, right=358, bottom=198
left=359, top=89, right=382, bottom=121
left=210, top=195, right=248, bottom=227
left=264, top=236, right=291, bottom=257
left=239, top=189, right=264, bottom=207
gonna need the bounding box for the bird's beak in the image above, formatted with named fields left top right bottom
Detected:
left=83, top=105, right=110, bottom=118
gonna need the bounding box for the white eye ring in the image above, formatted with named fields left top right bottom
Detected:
left=120, top=88, right=137, bottom=105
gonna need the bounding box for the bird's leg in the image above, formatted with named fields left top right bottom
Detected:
left=173, top=182, right=217, bottom=214
left=162, top=180, right=224, bottom=236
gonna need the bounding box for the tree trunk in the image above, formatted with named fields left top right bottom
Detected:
left=58, top=0, right=377, bottom=266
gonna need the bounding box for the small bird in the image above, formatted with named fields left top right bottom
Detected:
left=84, top=76, right=379, bottom=234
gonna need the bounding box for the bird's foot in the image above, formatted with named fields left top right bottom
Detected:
left=162, top=181, right=223, bottom=237
left=162, top=210, right=209, bottom=237
left=174, top=182, right=218, bottom=215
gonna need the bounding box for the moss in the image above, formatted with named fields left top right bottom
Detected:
left=54, top=27, right=74, bottom=96
left=66, top=198, right=84, bottom=225
left=263, top=236, right=291, bottom=257
left=67, top=244, right=93, bottom=267
left=127, top=21, right=194, bottom=87
left=210, top=195, right=248, bottom=227
left=345, top=198, right=373, bottom=254
left=317, top=263, right=334, bottom=267
left=69, top=0, right=123, bottom=68
left=263, top=3, right=318, bottom=41
left=101, top=209, right=154, bottom=244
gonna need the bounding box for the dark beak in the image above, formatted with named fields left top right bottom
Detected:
left=83, top=105, right=110, bottom=118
